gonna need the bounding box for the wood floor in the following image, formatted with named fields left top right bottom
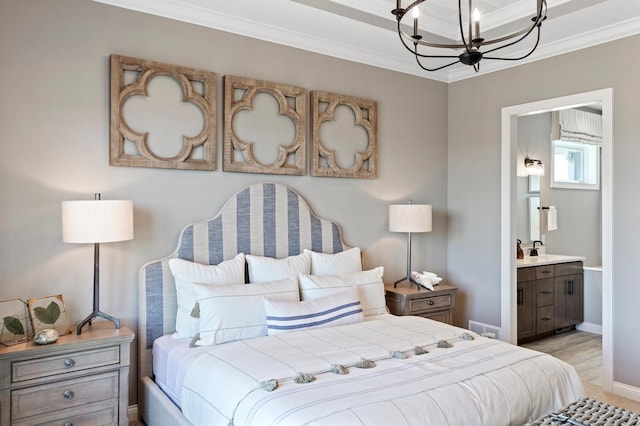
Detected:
left=522, top=330, right=640, bottom=413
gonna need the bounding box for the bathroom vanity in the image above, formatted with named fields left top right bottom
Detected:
left=516, top=255, right=584, bottom=343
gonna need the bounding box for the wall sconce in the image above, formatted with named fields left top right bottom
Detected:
left=524, top=158, right=544, bottom=176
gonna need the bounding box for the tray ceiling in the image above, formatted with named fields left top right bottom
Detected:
left=93, top=0, right=640, bottom=82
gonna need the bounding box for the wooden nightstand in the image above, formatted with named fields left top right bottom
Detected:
left=385, top=283, right=458, bottom=324
left=0, top=323, right=134, bottom=425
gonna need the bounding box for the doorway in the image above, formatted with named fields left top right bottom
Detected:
left=500, top=88, right=613, bottom=392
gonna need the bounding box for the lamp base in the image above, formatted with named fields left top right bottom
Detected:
left=393, top=276, right=422, bottom=290
left=76, top=310, right=120, bottom=335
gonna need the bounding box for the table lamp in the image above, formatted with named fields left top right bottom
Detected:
left=62, top=194, right=133, bottom=334
left=389, top=203, right=432, bottom=289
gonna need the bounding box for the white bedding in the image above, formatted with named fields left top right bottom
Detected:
left=152, top=335, right=209, bottom=407
left=180, top=315, right=584, bottom=426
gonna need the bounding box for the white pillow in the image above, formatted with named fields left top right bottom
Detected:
left=192, top=277, right=299, bottom=346
left=168, top=254, right=245, bottom=338
left=298, top=267, right=386, bottom=317
left=304, top=247, right=362, bottom=275
left=246, top=252, right=311, bottom=283
left=264, top=287, right=364, bottom=335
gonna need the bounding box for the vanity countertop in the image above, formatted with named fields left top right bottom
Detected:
left=517, top=254, right=585, bottom=268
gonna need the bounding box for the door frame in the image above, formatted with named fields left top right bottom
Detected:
left=500, top=88, right=613, bottom=392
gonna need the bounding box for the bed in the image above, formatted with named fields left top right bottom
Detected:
left=138, top=182, right=585, bottom=426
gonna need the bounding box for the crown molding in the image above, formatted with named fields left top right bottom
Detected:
left=93, top=0, right=640, bottom=84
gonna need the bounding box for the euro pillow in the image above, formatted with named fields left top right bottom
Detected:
left=298, top=267, right=386, bottom=317
left=304, top=247, right=362, bottom=275
left=192, top=277, right=299, bottom=346
left=168, top=253, right=245, bottom=338
left=264, top=287, right=363, bottom=335
left=246, top=252, right=311, bottom=283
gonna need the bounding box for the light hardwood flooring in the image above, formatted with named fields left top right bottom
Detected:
left=522, top=330, right=640, bottom=413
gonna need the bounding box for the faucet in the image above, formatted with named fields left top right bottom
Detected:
left=530, top=240, right=543, bottom=256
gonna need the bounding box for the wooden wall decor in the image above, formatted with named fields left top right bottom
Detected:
left=311, top=90, right=377, bottom=179
left=110, top=54, right=217, bottom=171
left=224, top=75, right=306, bottom=175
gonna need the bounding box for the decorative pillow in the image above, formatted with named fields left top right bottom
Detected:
left=168, top=253, right=245, bottom=338
left=304, top=247, right=362, bottom=275
left=246, top=252, right=311, bottom=283
left=264, top=287, right=363, bottom=335
left=298, top=267, right=386, bottom=317
left=192, top=277, right=299, bottom=346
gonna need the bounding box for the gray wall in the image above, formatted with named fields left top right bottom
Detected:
left=516, top=112, right=602, bottom=266
left=448, top=35, right=640, bottom=388
left=0, top=1, right=448, bottom=404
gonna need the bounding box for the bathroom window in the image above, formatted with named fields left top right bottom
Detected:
left=551, top=139, right=600, bottom=190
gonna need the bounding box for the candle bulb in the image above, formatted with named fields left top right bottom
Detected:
left=412, top=7, right=419, bottom=38
left=473, top=8, right=481, bottom=40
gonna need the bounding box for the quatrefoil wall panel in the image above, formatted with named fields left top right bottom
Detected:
left=110, top=54, right=217, bottom=171
left=311, top=91, right=377, bottom=179
left=224, top=75, right=306, bottom=175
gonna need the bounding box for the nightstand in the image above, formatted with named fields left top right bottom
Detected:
left=385, top=283, right=458, bottom=324
left=0, top=323, right=134, bottom=425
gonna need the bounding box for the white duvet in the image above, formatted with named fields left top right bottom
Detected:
left=181, top=315, right=584, bottom=426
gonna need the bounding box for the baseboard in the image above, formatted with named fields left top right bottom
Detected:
left=128, top=404, right=139, bottom=424
left=613, top=381, right=640, bottom=402
left=576, top=322, right=602, bottom=335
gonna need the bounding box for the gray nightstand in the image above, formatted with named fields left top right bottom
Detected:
left=0, top=323, right=134, bottom=425
left=385, top=283, right=458, bottom=324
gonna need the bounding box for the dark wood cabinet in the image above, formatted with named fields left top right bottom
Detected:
left=517, top=261, right=583, bottom=344
left=517, top=279, right=536, bottom=340
left=555, top=273, right=584, bottom=330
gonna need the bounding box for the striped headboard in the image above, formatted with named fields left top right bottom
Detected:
left=138, top=182, right=348, bottom=379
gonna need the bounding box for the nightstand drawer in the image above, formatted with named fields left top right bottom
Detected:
left=409, top=294, right=452, bottom=313
left=385, top=284, right=457, bottom=325
left=12, top=399, right=118, bottom=426
left=12, top=346, right=120, bottom=383
left=423, top=310, right=451, bottom=324
left=11, top=371, right=119, bottom=420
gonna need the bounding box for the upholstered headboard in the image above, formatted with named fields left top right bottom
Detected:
left=138, top=182, right=349, bottom=379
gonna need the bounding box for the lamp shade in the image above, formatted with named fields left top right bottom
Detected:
left=62, top=200, right=134, bottom=243
left=389, top=204, right=432, bottom=233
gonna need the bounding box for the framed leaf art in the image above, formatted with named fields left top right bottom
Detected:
left=0, top=299, right=33, bottom=346
left=27, top=295, right=73, bottom=336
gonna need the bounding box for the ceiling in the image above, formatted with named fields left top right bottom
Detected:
left=93, top=0, right=640, bottom=82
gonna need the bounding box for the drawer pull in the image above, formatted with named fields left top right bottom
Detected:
left=64, top=358, right=75, bottom=368
left=427, top=300, right=434, bottom=305
left=541, top=291, right=552, bottom=295
left=64, top=423, right=73, bottom=426
left=63, top=390, right=74, bottom=399
left=541, top=317, right=551, bottom=321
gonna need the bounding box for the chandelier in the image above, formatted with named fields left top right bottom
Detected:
left=392, top=0, right=547, bottom=72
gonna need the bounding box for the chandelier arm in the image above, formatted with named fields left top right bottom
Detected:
left=458, top=0, right=473, bottom=54
left=415, top=55, right=462, bottom=72
left=397, top=21, right=460, bottom=60
left=476, top=2, right=546, bottom=48
left=483, top=27, right=541, bottom=61
left=481, top=9, right=546, bottom=54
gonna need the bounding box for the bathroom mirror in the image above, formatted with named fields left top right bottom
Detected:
left=529, top=196, right=541, bottom=242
